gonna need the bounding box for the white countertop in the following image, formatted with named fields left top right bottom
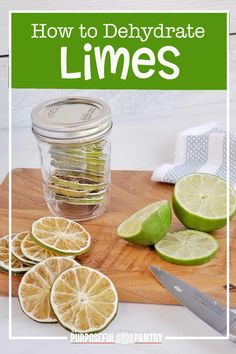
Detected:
left=1, top=106, right=236, bottom=353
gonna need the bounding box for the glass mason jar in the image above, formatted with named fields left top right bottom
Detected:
left=31, top=97, right=112, bottom=221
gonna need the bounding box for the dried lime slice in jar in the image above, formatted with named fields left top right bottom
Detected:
left=48, top=184, right=89, bottom=198
left=51, top=174, right=107, bottom=192
left=49, top=140, right=109, bottom=209
left=56, top=195, right=104, bottom=205
left=51, top=158, right=105, bottom=175
left=51, top=145, right=106, bottom=159
left=50, top=150, right=106, bottom=166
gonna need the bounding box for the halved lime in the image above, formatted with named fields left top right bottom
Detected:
left=117, top=200, right=172, bottom=245
left=155, top=229, right=218, bottom=265
left=12, top=232, right=36, bottom=265
left=31, top=217, right=91, bottom=256
left=0, top=235, right=32, bottom=274
left=173, top=173, right=236, bottom=232
left=18, top=257, right=78, bottom=322
left=50, top=266, right=118, bottom=333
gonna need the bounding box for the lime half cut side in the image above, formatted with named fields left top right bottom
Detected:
left=173, top=173, right=236, bottom=232
left=117, top=200, right=172, bottom=245
left=155, top=230, right=219, bottom=266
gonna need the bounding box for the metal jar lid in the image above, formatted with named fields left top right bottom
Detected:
left=31, top=97, right=112, bottom=143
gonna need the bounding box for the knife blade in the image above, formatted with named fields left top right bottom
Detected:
left=149, top=265, right=236, bottom=341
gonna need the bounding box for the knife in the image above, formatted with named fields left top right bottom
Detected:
left=149, top=265, right=236, bottom=341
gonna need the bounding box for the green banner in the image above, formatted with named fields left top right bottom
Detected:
left=11, top=12, right=227, bottom=89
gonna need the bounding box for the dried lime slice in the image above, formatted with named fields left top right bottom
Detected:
left=31, top=217, right=91, bottom=256
left=21, top=234, right=57, bottom=262
left=18, top=257, right=78, bottom=322
left=0, top=235, right=31, bottom=274
left=52, top=146, right=106, bottom=159
left=50, top=151, right=105, bottom=166
left=50, top=266, right=118, bottom=333
left=67, top=149, right=105, bottom=158
left=56, top=195, right=104, bottom=205
left=51, top=174, right=107, bottom=192
left=51, top=157, right=105, bottom=174
left=51, top=163, right=105, bottom=176
left=93, top=141, right=106, bottom=150
left=54, top=170, right=105, bottom=182
left=50, top=184, right=107, bottom=199
left=48, top=184, right=89, bottom=198
left=12, top=232, right=36, bottom=265
left=86, top=189, right=107, bottom=197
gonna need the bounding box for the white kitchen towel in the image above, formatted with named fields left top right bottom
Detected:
left=151, top=122, right=236, bottom=190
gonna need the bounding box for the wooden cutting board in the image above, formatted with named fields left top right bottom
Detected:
left=0, top=168, right=235, bottom=306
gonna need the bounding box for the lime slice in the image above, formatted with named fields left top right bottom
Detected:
left=65, top=149, right=105, bottom=158
left=117, top=200, right=172, bottom=245
left=51, top=147, right=106, bottom=159
left=0, top=235, right=32, bottom=274
left=93, top=141, right=106, bottom=150
left=12, top=232, right=36, bottom=265
left=48, top=184, right=89, bottom=198
left=51, top=162, right=104, bottom=176
left=155, top=229, right=218, bottom=265
left=18, top=257, right=78, bottom=322
left=49, top=184, right=107, bottom=199
left=54, top=170, right=105, bottom=182
left=51, top=158, right=105, bottom=174
left=173, top=173, right=236, bottom=232
left=56, top=195, right=104, bottom=205
left=31, top=217, right=91, bottom=256
left=21, top=234, right=57, bottom=262
left=51, top=174, right=106, bottom=191
left=50, top=266, right=118, bottom=333
left=50, top=151, right=105, bottom=166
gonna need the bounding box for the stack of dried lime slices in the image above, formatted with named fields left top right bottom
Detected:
left=0, top=216, right=118, bottom=333
left=48, top=142, right=109, bottom=206
left=0, top=217, right=92, bottom=274
left=0, top=235, right=32, bottom=274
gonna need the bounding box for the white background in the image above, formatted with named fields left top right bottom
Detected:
left=1, top=1, right=236, bottom=353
